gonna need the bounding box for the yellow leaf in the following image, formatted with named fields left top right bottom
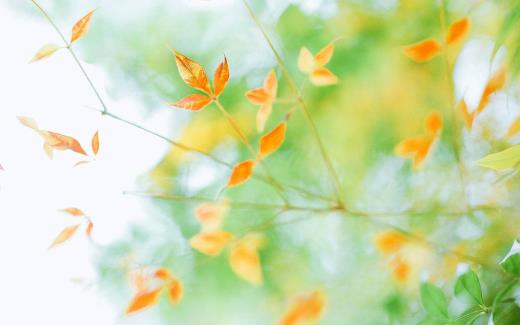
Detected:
left=507, top=117, right=520, bottom=139
left=194, top=199, right=229, bottom=232
left=70, top=10, right=95, bottom=44
left=246, top=70, right=278, bottom=132
left=391, top=257, right=411, bottom=283
left=259, top=122, right=286, bottom=158
left=49, top=224, right=80, bottom=248
left=170, top=94, right=212, bottom=111
left=299, top=44, right=338, bottom=87
left=476, top=145, right=520, bottom=170
left=446, top=17, right=470, bottom=45
left=60, top=207, right=85, bottom=217
left=314, top=43, right=335, bottom=66
left=309, top=67, right=338, bottom=86
left=173, top=51, right=212, bottom=95
left=227, top=160, right=256, bottom=187
left=280, top=290, right=326, bottom=325
left=297, top=47, right=315, bottom=74
left=190, top=231, right=233, bottom=256
left=91, top=130, right=99, bottom=155
left=403, top=39, right=441, bottom=62
left=30, top=44, right=60, bottom=63
left=213, top=56, right=229, bottom=97
left=458, top=99, right=474, bottom=129
left=126, top=288, right=161, bottom=314
left=374, top=230, right=408, bottom=255
left=256, top=104, right=273, bottom=134
left=229, top=233, right=265, bottom=286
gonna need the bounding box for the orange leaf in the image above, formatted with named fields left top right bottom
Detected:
left=259, top=122, right=286, bottom=158
left=86, top=221, right=94, bottom=237
left=194, top=200, right=229, bottom=232
left=391, top=257, right=411, bottom=283
left=30, top=44, right=61, bottom=63
left=91, top=131, right=99, bottom=155
left=246, top=88, right=270, bottom=105
left=256, top=104, right=273, bottom=133
left=190, top=231, right=233, bottom=256
left=49, top=224, right=80, bottom=248
left=309, top=67, right=338, bottom=86
left=213, top=56, right=229, bottom=97
left=374, top=230, right=408, bottom=255
left=166, top=278, right=183, bottom=304
left=60, top=207, right=85, bottom=217
left=229, top=233, right=265, bottom=286
left=170, top=94, right=212, bottom=111
left=403, top=39, right=441, bottom=62
left=314, top=43, right=335, bottom=66
left=458, top=99, right=474, bottom=129
left=297, top=47, right=316, bottom=74
left=263, top=70, right=278, bottom=98
left=70, top=10, right=95, bottom=44
left=506, top=117, right=520, bottom=139
left=154, top=267, right=172, bottom=281
left=280, top=290, right=326, bottom=325
left=246, top=70, right=277, bottom=132
left=425, top=111, right=443, bottom=137
left=476, top=68, right=507, bottom=114
left=446, top=17, right=470, bottom=45
left=227, top=160, right=256, bottom=187
left=173, top=51, right=212, bottom=95
left=46, top=131, right=87, bottom=155
left=126, top=288, right=161, bottom=314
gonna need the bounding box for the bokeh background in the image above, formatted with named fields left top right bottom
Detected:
left=1, top=0, right=520, bottom=324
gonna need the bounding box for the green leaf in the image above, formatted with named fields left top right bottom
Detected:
left=454, top=271, right=484, bottom=306
left=501, top=254, right=520, bottom=276
left=476, top=145, right=520, bottom=170
left=492, top=2, right=520, bottom=58
left=421, top=282, right=449, bottom=320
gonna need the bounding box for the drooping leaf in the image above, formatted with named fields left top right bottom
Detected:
left=91, top=131, right=99, bottom=155
left=213, top=56, right=229, bottom=97
left=170, top=94, right=212, bottom=111
left=49, top=224, right=80, bottom=248
left=259, top=122, right=286, bottom=158
left=420, top=282, right=449, bottom=320
left=173, top=51, right=212, bottom=95
left=189, top=230, right=233, bottom=256
left=30, top=44, right=61, bottom=63
left=454, top=271, right=484, bottom=306
left=446, top=17, right=470, bottom=45
left=476, top=145, right=520, bottom=170
left=126, top=288, right=161, bottom=314
left=403, top=39, right=441, bottom=62
left=280, top=290, right=326, bottom=325
left=227, top=160, right=256, bottom=187
left=70, top=10, right=95, bottom=44
left=229, top=233, right=265, bottom=286
left=60, top=207, right=85, bottom=217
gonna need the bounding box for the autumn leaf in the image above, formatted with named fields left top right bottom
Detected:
left=70, top=10, right=95, bottom=44
left=506, top=117, right=520, bottom=139
left=403, top=39, right=441, bottom=62
left=259, top=122, right=286, bottom=158
left=60, top=207, right=85, bottom=217
left=395, top=111, right=443, bottom=169
left=458, top=99, right=474, bottom=129
left=213, top=56, right=229, bottom=97
left=194, top=199, right=229, bottom=232
left=173, top=51, right=212, bottom=95
left=154, top=267, right=172, bottom=281
left=475, top=68, right=507, bottom=114
left=280, top=290, right=326, bottom=325
left=245, top=70, right=278, bottom=132
left=190, top=231, right=233, bottom=256
left=227, top=160, right=256, bottom=187
left=91, top=131, right=99, bottom=155
left=229, top=233, right=265, bottom=286
left=166, top=278, right=183, bottom=304
left=49, top=224, right=80, bottom=248
left=297, top=43, right=338, bottom=86
left=391, top=257, right=411, bottom=283
left=375, top=230, right=408, bottom=255
left=170, top=94, right=212, bottom=111
left=86, top=221, right=94, bottom=237
left=126, top=288, right=162, bottom=314
left=30, top=44, right=60, bottom=63
left=446, top=17, right=470, bottom=45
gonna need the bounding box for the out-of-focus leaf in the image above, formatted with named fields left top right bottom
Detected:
left=280, top=290, right=326, bottom=325
left=213, top=56, right=229, bottom=97
left=493, top=3, right=520, bottom=58
left=91, top=131, right=99, bottom=155
left=49, top=224, right=80, bottom=248
left=60, top=207, right=85, bottom=217
left=30, top=44, right=60, bottom=63
left=476, top=68, right=507, bottom=114
left=245, top=70, right=277, bottom=132
left=194, top=200, right=229, bottom=233
left=298, top=43, right=337, bottom=86
left=446, top=17, right=470, bottom=45
left=459, top=100, right=475, bottom=129
left=173, top=51, right=211, bottom=95
left=500, top=241, right=520, bottom=276
left=476, top=145, right=520, bottom=170
left=227, top=160, right=256, bottom=187
left=166, top=278, right=183, bottom=304
left=374, top=230, right=408, bottom=255
left=189, top=230, right=233, bottom=256
left=259, top=122, right=286, bottom=158
left=70, top=10, right=95, bottom=44
left=86, top=221, right=93, bottom=237
left=454, top=271, right=484, bottom=306
left=229, top=233, right=265, bottom=286
left=170, top=94, right=212, bottom=111
left=126, top=288, right=161, bottom=314
left=420, top=282, right=449, bottom=320
left=403, top=39, right=441, bottom=62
